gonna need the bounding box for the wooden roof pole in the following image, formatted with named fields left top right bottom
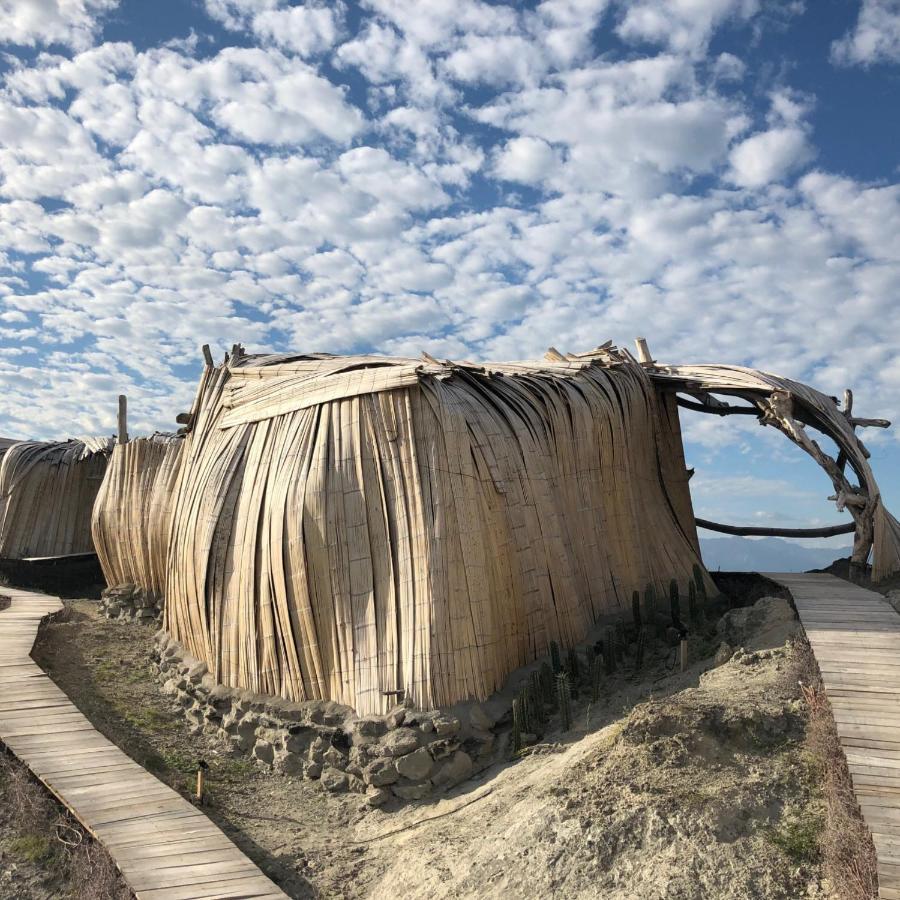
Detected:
left=117, top=395, right=128, bottom=445
left=696, top=517, right=855, bottom=539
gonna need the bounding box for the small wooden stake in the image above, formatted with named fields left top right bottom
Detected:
left=196, top=767, right=205, bottom=802
left=680, top=639, right=688, bottom=673
left=117, top=395, right=128, bottom=445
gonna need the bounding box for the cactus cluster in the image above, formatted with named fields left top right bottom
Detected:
left=510, top=567, right=713, bottom=751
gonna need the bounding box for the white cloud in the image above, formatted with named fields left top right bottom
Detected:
left=615, top=0, right=761, bottom=57
left=832, top=0, right=900, bottom=66
left=252, top=5, right=342, bottom=55
left=493, top=136, right=560, bottom=184
left=443, top=34, right=549, bottom=87
left=205, top=0, right=343, bottom=56
left=728, top=126, right=812, bottom=188
left=0, top=0, right=117, bottom=51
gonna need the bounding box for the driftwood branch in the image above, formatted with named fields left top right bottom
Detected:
left=676, top=396, right=761, bottom=417
left=651, top=363, right=898, bottom=577
left=696, top=518, right=855, bottom=538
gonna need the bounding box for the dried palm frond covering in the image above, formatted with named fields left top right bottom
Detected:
left=91, top=434, right=184, bottom=596
left=0, top=437, right=113, bottom=559
left=164, top=344, right=710, bottom=715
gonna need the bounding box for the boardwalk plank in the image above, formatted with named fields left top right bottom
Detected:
left=0, top=589, right=288, bottom=900
left=767, top=572, right=900, bottom=900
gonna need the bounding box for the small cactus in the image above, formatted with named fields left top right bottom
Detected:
left=688, top=580, right=698, bottom=629
left=590, top=653, right=603, bottom=702
left=540, top=661, right=555, bottom=706
left=550, top=639, right=562, bottom=675
left=634, top=628, right=646, bottom=671
left=518, top=687, right=531, bottom=735
left=615, top=619, right=626, bottom=660
left=566, top=647, right=580, bottom=683
left=669, top=579, right=682, bottom=629
left=604, top=626, right=617, bottom=675
left=632, top=590, right=642, bottom=631
left=512, top=697, right=523, bottom=754
left=556, top=672, right=572, bottom=731
left=530, top=675, right=546, bottom=729
left=644, top=584, right=657, bottom=635
left=693, top=563, right=707, bottom=617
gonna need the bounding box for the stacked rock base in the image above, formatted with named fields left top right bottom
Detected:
left=152, top=631, right=503, bottom=807
left=99, top=584, right=162, bottom=623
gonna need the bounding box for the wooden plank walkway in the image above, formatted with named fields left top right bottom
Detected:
left=767, top=572, right=900, bottom=900
left=0, top=586, right=289, bottom=899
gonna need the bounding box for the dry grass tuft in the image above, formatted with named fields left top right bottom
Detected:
left=798, top=640, right=878, bottom=900
left=0, top=748, right=132, bottom=898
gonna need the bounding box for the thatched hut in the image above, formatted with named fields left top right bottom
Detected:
left=0, top=438, right=113, bottom=560
left=163, top=345, right=708, bottom=715
left=91, top=434, right=183, bottom=598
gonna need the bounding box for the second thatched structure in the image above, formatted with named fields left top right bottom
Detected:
left=0, top=438, right=113, bottom=560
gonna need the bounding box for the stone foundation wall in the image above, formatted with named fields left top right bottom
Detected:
left=151, top=630, right=504, bottom=807
left=99, top=584, right=162, bottom=623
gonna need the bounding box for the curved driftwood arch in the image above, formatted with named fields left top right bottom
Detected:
left=636, top=340, right=900, bottom=581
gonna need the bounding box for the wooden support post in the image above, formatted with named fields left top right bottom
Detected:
left=117, top=395, right=128, bottom=445
left=202, top=344, right=213, bottom=368
left=635, top=337, right=653, bottom=365
left=680, top=639, right=688, bottom=673
left=196, top=766, right=205, bottom=803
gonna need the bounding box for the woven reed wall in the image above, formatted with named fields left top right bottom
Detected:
left=91, top=435, right=184, bottom=595
left=164, top=352, right=708, bottom=715
left=0, top=439, right=111, bottom=559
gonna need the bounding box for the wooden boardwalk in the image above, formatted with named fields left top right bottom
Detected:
left=768, top=572, right=900, bottom=900
left=0, top=586, right=289, bottom=899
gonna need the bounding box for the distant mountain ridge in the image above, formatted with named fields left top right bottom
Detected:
left=699, top=536, right=852, bottom=573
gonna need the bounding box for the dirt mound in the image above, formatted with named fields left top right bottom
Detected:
left=716, top=596, right=798, bottom=651
left=360, top=600, right=825, bottom=900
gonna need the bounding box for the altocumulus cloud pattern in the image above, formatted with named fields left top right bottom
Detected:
left=0, top=0, right=898, bottom=482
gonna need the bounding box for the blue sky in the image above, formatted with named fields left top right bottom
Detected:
left=0, top=0, right=898, bottom=547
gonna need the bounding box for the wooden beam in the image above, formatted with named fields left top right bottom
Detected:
left=634, top=337, right=654, bottom=365
left=676, top=396, right=761, bottom=417
left=202, top=344, right=213, bottom=367
left=696, top=517, right=855, bottom=538
left=117, top=395, right=128, bottom=445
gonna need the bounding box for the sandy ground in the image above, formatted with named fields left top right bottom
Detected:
left=18, top=594, right=831, bottom=899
